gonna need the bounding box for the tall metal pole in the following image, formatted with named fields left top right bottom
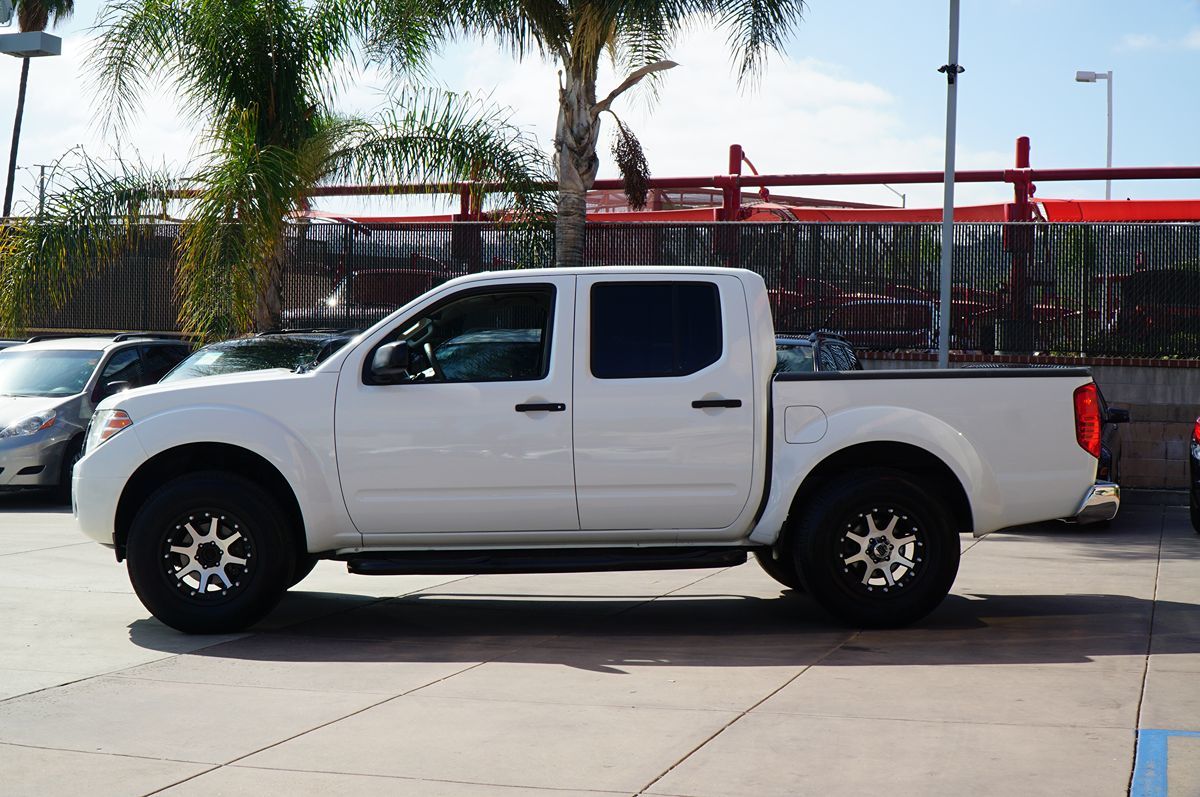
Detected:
left=937, top=0, right=963, bottom=369
left=1105, top=70, right=1113, bottom=200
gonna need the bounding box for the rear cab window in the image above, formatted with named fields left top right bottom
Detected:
left=590, top=282, right=722, bottom=379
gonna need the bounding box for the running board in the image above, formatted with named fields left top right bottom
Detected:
left=342, top=546, right=751, bottom=576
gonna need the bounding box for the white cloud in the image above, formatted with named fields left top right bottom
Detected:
left=1184, top=27, right=1200, bottom=49
left=1116, top=33, right=1161, bottom=52
left=1, top=26, right=1012, bottom=217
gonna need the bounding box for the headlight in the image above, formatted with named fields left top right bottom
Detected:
left=0, top=410, right=56, bottom=439
left=85, top=409, right=132, bottom=453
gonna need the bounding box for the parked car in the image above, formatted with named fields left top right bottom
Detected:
left=74, top=267, right=1114, bottom=634
left=161, top=330, right=359, bottom=383
left=775, top=333, right=862, bottom=373
left=1190, top=416, right=1199, bottom=533
left=0, top=340, right=24, bottom=351
left=282, top=261, right=460, bottom=329
left=0, top=334, right=190, bottom=501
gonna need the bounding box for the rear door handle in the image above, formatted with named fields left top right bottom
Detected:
left=692, top=399, right=742, bottom=409
left=515, top=403, right=566, bottom=413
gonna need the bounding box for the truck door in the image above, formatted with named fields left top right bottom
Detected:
left=572, top=275, right=756, bottom=530
left=334, top=275, right=579, bottom=534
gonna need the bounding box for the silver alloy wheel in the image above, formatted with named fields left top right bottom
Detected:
left=162, top=512, right=252, bottom=598
left=840, top=508, right=923, bottom=592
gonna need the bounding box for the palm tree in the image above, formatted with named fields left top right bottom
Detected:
left=389, top=0, right=806, bottom=267
left=0, top=0, right=553, bottom=339
left=2, top=0, right=74, bottom=217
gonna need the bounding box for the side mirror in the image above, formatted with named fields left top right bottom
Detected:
left=1106, top=407, right=1131, bottom=424
left=371, top=342, right=410, bottom=381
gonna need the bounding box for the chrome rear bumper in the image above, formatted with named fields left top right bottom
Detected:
left=1065, top=481, right=1120, bottom=524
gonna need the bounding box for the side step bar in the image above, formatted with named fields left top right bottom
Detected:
left=342, top=546, right=751, bottom=576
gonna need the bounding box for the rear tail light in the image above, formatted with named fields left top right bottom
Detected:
left=1073, top=383, right=1102, bottom=459
left=1193, top=417, right=1199, bottom=444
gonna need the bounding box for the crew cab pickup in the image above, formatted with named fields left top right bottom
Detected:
left=73, top=267, right=1118, bottom=633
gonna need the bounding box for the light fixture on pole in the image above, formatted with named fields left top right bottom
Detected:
left=882, top=184, right=906, bottom=208
left=0, top=29, right=62, bottom=217
left=1074, top=69, right=1113, bottom=200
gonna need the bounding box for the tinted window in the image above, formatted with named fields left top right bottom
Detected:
left=383, top=287, right=553, bottom=383
left=815, top=343, right=839, bottom=372
left=829, top=342, right=861, bottom=371
left=100, top=348, right=142, bottom=387
left=591, top=282, right=722, bottom=379
left=141, top=344, right=191, bottom=383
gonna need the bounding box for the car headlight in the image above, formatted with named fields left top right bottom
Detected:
left=85, top=409, right=133, bottom=453
left=0, top=410, right=56, bottom=439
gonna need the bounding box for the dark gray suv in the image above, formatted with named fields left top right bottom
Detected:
left=0, top=334, right=190, bottom=501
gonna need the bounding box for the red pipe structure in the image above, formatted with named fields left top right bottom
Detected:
left=307, top=138, right=1200, bottom=225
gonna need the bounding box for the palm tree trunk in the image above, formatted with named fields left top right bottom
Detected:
left=554, top=67, right=600, bottom=268
left=254, top=238, right=287, bottom=331
left=3, top=58, right=31, bottom=218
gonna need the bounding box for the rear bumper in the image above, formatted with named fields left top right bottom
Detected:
left=1065, top=481, right=1120, bottom=524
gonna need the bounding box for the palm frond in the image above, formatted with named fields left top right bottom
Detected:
left=176, top=107, right=311, bottom=340
left=708, top=0, right=806, bottom=85
left=0, top=152, right=176, bottom=335
left=322, top=89, right=556, bottom=220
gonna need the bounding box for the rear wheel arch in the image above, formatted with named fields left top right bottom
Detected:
left=782, top=441, right=973, bottom=543
left=114, top=443, right=307, bottom=561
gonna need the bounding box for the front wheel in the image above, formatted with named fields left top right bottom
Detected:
left=126, top=471, right=295, bottom=634
left=1190, top=489, right=1199, bottom=534
left=790, top=468, right=960, bottom=628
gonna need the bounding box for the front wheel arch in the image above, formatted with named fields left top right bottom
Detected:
left=115, top=443, right=306, bottom=562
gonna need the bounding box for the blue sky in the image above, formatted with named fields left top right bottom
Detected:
left=4, top=0, right=1199, bottom=214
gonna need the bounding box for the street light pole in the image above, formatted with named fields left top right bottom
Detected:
left=936, top=0, right=963, bottom=369
left=1074, top=69, right=1113, bottom=200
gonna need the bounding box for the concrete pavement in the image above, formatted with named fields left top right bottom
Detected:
left=0, top=493, right=1196, bottom=796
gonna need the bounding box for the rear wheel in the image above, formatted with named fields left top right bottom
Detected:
left=790, top=468, right=960, bottom=628
left=126, top=471, right=294, bottom=633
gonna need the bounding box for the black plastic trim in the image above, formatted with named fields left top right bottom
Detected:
left=515, top=403, right=566, bottom=413
left=342, top=546, right=750, bottom=576
left=775, top=367, right=1092, bottom=382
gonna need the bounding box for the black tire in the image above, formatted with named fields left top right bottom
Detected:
left=54, top=436, right=84, bottom=505
left=289, top=553, right=320, bottom=589
left=790, top=467, right=960, bottom=628
left=753, top=549, right=804, bottom=591
left=1190, top=490, right=1199, bottom=535
left=126, top=471, right=295, bottom=634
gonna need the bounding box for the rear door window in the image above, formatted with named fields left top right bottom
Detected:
left=590, top=282, right=722, bottom=379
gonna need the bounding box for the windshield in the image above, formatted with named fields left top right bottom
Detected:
left=161, top=337, right=341, bottom=382
left=0, top=350, right=101, bottom=397
left=775, top=343, right=815, bottom=373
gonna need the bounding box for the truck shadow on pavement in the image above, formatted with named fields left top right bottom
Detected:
left=128, top=589, right=1199, bottom=671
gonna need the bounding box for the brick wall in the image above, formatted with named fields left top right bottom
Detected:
left=859, top=355, right=1200, bottom=489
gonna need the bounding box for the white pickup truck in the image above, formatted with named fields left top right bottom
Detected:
left=73, top=267, right=1118, bottom=633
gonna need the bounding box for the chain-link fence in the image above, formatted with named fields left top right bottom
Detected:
left=21, top=220, right=1200, bottom=357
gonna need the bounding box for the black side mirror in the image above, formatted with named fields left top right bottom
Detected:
left=371, top=342, right=410, bottom=381
left=1106, top=408, right=1131, bottom=424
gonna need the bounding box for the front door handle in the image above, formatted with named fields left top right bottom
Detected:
left=516, top=402, right=566, bottom=413
left=692, top=399, right=742, bottom=409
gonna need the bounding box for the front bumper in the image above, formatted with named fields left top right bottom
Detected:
left=1065, top=481, right=1120, bottom=524
left=0, top=433, right=71, bottom=489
